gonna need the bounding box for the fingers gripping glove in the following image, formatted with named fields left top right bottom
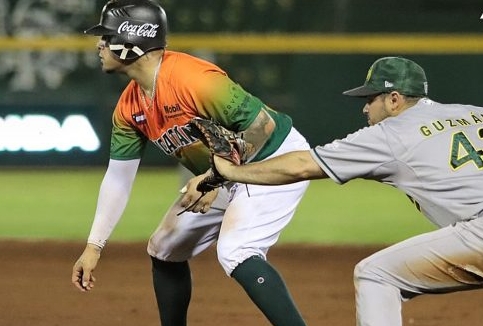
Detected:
left=188, top=118, right=247, bottom=193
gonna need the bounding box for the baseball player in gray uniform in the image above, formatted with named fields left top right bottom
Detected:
left=213, top=56, right=483, bottom=326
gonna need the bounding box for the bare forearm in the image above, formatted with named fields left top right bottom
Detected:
left=216, top=150, right=326, bottom=185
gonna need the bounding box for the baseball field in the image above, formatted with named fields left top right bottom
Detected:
left=1, top=168, right=483, bottom=325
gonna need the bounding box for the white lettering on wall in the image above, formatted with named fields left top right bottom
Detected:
left=0, top=114, right=100, bottom=152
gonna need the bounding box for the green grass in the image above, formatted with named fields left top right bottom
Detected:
left=0, top=168, right=435, bottom=244
left=285, top=179, right=435, bottom=244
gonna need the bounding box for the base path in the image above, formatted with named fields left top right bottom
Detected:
left=1, top=240, right=482, bottom=326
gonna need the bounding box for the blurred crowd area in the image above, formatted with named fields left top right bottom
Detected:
left=0, top=0, right=481, bottom=36
left=0, top=0, right=481, bottom=96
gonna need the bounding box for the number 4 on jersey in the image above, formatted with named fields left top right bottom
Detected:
left=450, top=130, right=483, bottom=170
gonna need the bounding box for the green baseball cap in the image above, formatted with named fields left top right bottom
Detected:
left=343, top=57, right=428, bottom=97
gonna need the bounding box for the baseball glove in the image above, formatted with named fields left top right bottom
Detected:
left=188, top=118, right=247, bottom=193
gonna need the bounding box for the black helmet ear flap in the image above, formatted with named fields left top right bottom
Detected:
left=85, top=0, right=168, bottom=61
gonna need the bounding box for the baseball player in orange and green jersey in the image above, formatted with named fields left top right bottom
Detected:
left=110, top=49, right=293, bottom=175
left=214, top=56, right=483, bottom=326
left=71, top=1, right=309, bottom=326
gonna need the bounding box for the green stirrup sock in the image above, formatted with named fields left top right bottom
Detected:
left=151, top=257, right=191, bottom=326
left=231, top=255, right=306, bottom=326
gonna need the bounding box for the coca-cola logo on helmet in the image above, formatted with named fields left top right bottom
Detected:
left=117, top=21, right=159, bottom=38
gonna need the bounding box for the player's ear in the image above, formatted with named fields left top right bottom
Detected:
left=387, top=91, right=404, bottom=112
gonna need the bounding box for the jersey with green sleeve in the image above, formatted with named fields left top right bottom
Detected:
left=310, top=99, right=483, bottom=226
left=109, top=51, right=292, bottom=175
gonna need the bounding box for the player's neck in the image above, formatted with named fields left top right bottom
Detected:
left=128, top=50, right=164, bottom=99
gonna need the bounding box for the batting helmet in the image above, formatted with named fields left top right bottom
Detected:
left=85, top=0, right=168, bottom=60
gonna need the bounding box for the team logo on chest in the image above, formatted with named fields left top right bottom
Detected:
left=152, top=124, right=198, bottom=155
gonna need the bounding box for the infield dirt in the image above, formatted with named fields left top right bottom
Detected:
left=1, top=240, right=482, bottom=326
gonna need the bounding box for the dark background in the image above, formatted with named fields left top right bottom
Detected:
left=1, top=0, right=482, bottom=166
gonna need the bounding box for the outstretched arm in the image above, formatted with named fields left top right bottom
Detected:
left=72, top=158, right=140, bottom=291
left=214, top=150, right=327, bottom=185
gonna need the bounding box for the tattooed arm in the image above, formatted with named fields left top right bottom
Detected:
left=239, top=107, right=275, bottom=161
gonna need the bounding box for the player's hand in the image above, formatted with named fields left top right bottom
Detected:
left=179, top=173, right=219, bottom=214
left=71, top=244, right=101, bottom=292
left=212, top=155, right=237, bottom=180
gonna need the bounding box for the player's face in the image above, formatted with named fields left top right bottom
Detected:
left=96, top=36, right=124, bottom=73
left=362, top=93, right=391, bottom=125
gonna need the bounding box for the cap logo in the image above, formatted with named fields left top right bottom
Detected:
left=365, top=67, right=373, bottom=82
left=384, top=81, right=394, bottom=88
left=117, top=21, right=159, bottom=38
